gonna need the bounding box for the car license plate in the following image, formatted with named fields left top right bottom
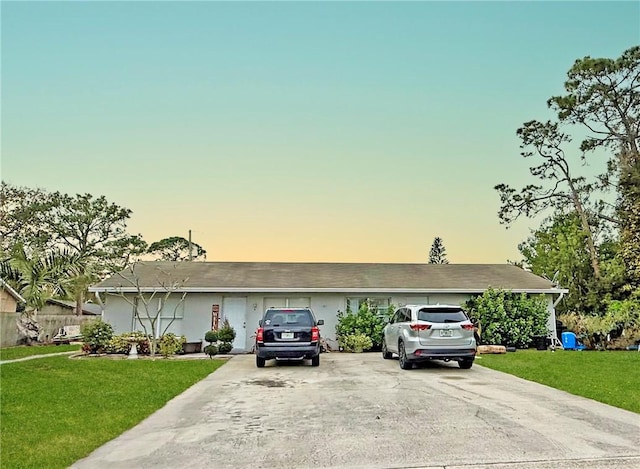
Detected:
left=281, top=332, right=294, bottom=339
left=439, top=330, right=452, bottom=337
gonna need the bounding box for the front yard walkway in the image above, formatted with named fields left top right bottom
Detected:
left=0, top=350, right=78, bottom=365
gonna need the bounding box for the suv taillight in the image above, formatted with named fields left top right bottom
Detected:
left=409, top=323, right=431, bottom=331
left=462, top=324, right=474, bottom=330
left=256, top=327, right=264, bottom=343
left=311, top=326, right=319, bottom=342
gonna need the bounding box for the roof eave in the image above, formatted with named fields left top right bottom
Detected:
left=90, top=286, right=567, bottom=294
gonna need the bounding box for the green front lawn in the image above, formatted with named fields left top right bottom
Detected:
left=0, top=356, right=225, bottom=468
left=0, top=344, right=81, bottom=361
left=478, top=349, right=640, bottom=413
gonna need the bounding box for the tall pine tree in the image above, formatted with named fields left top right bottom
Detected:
left=429, top=237, right=449, bottom=264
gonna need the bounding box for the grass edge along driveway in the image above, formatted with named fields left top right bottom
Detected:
left=0, top=356, right=225, bottom=469
left=478, top=349, right=640, bottom=414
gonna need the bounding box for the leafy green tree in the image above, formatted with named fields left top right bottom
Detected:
left=519, top=213, right=596, bottom=314
left=428, top=237, right=449, bottom=264
left=548, top=45, right=640, bottom=288
left=1, top=183, right=147, bottom=275
left=0, top=182, right=54, bottom=255
left=495, top=121, right=606, bottom=278
left=44, top=192, right=148, bottom=314
left=147, top=236, right=206, bottom=261
left=3, top=186, right=148, bottom=313
left=518, top=212, right=625, bottom=315
left=44, top=192, right=147, bottom=273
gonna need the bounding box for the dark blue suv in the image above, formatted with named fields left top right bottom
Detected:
left=255, top=307, right=324, bottom=367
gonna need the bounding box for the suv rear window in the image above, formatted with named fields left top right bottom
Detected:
left=264, top=309, right=314, bottom=326
left=417, top=308, right=468, bottom=323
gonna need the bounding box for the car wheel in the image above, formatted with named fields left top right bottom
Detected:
left=256, top=356, right=266, bottom=368
left=382, top=340, right=392, bottom=359
left=459, top=358, right=473, bottom=369
left=311, top=355, right=320, bottom=367
left=398, top=341, right=412, bottom=370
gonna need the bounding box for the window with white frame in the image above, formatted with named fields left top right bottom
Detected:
left=263, top=297, right=311, bottom=310
left=131, top=295, right=184, bottom=337
left=346, top=297, right=391, bottom=316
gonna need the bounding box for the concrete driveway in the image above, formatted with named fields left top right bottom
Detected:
left=72, top=353, right=639, bottom=469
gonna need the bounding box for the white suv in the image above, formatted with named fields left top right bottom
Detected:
left=381, top=305, right=477, bottom=370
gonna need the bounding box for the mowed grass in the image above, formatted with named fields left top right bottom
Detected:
left=0, top=344, right=81, bottom=361
left=0, top=356, right=225, bottom=468
left=478, top=349, right=640, bottom=413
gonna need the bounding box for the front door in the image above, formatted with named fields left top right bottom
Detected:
left=222, top=297, right=247, bottom=351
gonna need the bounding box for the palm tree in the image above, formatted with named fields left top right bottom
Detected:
left=0, top=244, right=83, bottom=342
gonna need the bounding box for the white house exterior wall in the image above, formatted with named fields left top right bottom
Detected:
left=104, top=295, right=135, bottom=334
left=102, top=291, right=558, bottom=352
left=181, top=293, right=223, bottom=344
left=104, top=292, right=223, bottom=343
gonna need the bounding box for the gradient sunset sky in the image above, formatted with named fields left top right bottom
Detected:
left=2, top=1, right=638, bottom=264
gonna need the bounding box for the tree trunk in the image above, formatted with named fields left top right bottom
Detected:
left=16, top=311, right=40, bottom=344
left=75, top=290, right=84, bottom=316
left=567, top=179, right=601, bottom=279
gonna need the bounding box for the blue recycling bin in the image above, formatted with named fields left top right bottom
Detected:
left=562, top=332, right=577, bottom=350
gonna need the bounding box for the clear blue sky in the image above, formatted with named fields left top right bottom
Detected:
left=2, top=1, right=638, bottom=263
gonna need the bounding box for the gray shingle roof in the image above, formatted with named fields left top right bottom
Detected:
left=1, top=277, right=26, bottom=303
left=90, top=262, right=564, bottom=293
left=46, top=299, right=102, bottom=315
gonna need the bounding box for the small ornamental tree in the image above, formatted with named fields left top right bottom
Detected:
left=217, top=319, right=236, bottom=354
left=204, top=330, right=219, bottom=358
left=110, top=263, right=188, bottom=356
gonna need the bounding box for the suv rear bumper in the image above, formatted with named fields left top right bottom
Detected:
left=409, top=348, right=476, bottom=361
left=256, top=344, right=321, bottom=360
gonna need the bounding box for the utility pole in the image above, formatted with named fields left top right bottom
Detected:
left=188, top=229, right=193, bottom=261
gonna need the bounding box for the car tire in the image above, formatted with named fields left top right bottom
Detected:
left=382, top=340, right=392, bottom=359
left=398, top=341, right=412, bottom=370
left=256, top=356, right=266, bottom=368
left=459, top=358, right=473, bottom=369
left=311, top=355, right=320, bottom=367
